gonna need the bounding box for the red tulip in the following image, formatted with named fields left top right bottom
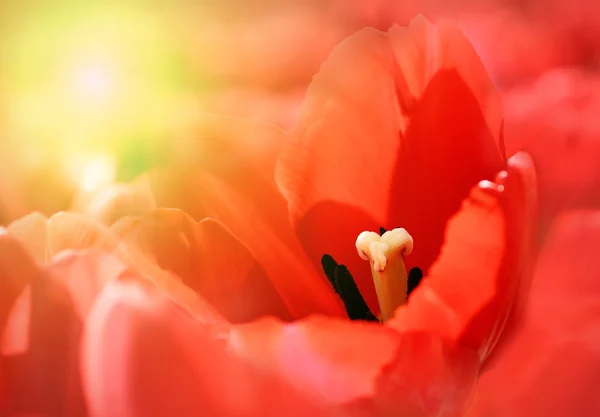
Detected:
left=276, top=14, right=522, bottom=322
left=79, top=151, right=534, bottom=416
left=1, top=14, right=541, bottom=417
left=76, top=16, right=538, bottom=417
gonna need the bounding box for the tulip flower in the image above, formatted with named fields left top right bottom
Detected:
left=74, top=16, right=538, bottom=417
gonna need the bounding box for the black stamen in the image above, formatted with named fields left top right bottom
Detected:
left=320, top=254, right=339, bottom=294
left=321, top=254, right=378, bottom=322
left=334, top=265, right=379, bottom=322
left=379, top=226, right=387, bottom=235
left=407, top=267, right=423, bottom=297
left=321, top=255, right=425, bottom=322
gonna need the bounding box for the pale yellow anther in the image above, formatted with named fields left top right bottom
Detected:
left=355, top=228, right=413, bottom=322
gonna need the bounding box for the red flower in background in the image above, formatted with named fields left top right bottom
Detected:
left=501, top=68, right=600, bottom=234
left=471, top=210, right=600, bottom=417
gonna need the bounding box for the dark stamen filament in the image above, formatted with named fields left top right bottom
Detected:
left=322, top=238, right=424, bottom=322
left=407, top=267, right=423, bottom=297
left=320, top=254, right=378, bottom=322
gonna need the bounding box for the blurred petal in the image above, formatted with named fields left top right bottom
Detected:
left=83, top=278, right=479, bottom=417
left=0, top=230, right=41, bottom=404
left=145, top=113, right=344, bottom=319
left=277, top=17, right=504, bottom=313
left=7, top=212, right=49, bottom=265
left=230, top=317, right=480, bottom=417
left=1, top=260, right=88, bottom=416
left=389, top=152, right=537, bottom=361
left=46, top=212, right=121, bottom=258
left=46, top=250, right=130, bottom=319
left=2, top=250, right=159, bottom=417
left=502, top=68, right=600, bottom=234
left=82, top=279, right=329, bottom=417
left=471, top=210, right=600, bottom=417
left=113, top=208, right=292, bottom=323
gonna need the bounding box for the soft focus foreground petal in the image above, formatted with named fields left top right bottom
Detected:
left=0, top=231, right=41, bottom=404
left=0, top=230, right=40, bottom=333
left=502, top=68, right=600, bottom=236
left=46, top=250, right=130, bottom=320
left=7, top=212, right=49, bottom=265
left=0, top=250, right=128, bottom=416
left=230, top=317, right=479, bottom=417
left=46, top=212, right=121, bottom=257
left=470, top=210, right=600, bottom=417
left=10, top=210, right=224, bottom=325
left=6, top=211, right=123, bottom=266
left=112, top=208, right=292, bottom=323
left=389, top=152, right=537, bottom=362
left=83, top=279, right=330, bottom=417
left=144, top=113, right=343, bottom=319
left=277, top=16, right=504, bottom=312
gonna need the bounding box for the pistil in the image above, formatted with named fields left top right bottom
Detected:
left=356, top=228, right=413, bottom=322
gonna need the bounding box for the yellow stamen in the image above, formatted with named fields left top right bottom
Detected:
left=356, top=228, right=413, bottom=322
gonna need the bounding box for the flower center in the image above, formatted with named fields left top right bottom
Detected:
left=356, top=227, right=414, bottom=322
left=321, top=227, right=421, bottom=323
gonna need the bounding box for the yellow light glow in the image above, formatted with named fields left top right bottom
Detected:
left=0, top=4, right=195, bottom=184
left=78, top=154, right=117, bottom=192
left=72, top=61, right=117, bottom=103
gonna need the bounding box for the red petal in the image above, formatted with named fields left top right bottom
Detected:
left=471, top=210, right=600, bottom=417
left=2, top=250, right=153, bottom=417
left=389, top=152, right=537, bottom=360
left=113, top=208, right=293, bottom=323
left=230, top=317, right=480, bottom=417
left=1, top=258, right=90, bottom=416
left=82, top=279, right=329, bottom=417
left=276, top=17, right=504, bottom=313
left=144, top=113, right=344, bottom=319
left=0, top=230, right=39, bottom=335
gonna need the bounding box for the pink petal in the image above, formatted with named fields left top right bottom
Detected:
left=229, top=317, right=480, bottom=417
left=82, top=279, right=329, bottom=417
left=83, top=278, right=480, bottom=417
